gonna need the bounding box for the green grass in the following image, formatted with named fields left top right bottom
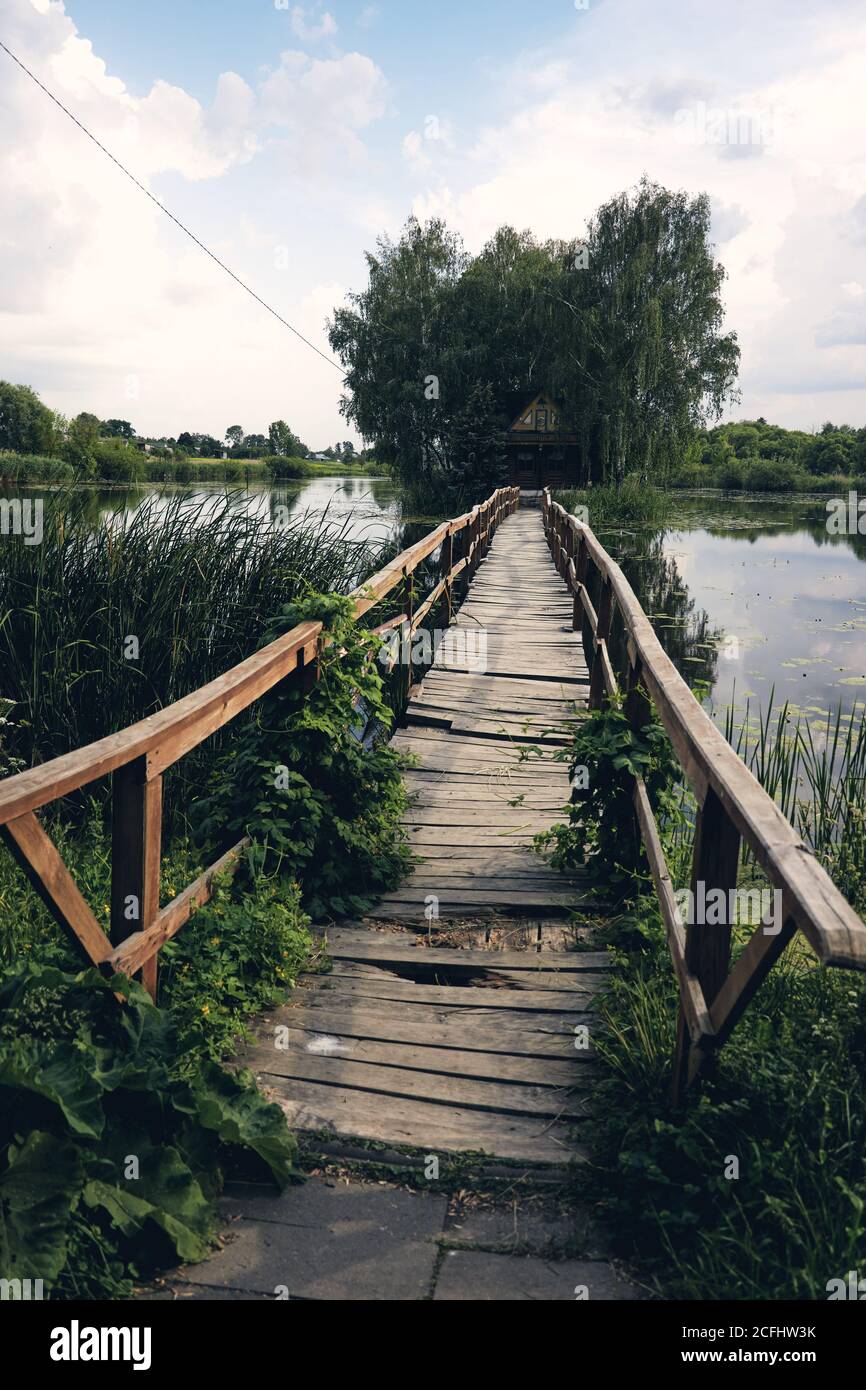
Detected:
left=190, top=456, right=380, bottom=478
left=0, top=451, right=75, bottom=482
left=723, top=694, right=866, bottom=915
left=541, top=694, right=866, bottom=1299
left=670, top=458, right=866, bottom=495
left=555, top=476, right=669, bottom=528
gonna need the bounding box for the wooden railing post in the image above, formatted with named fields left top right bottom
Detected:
left=573, top=532, right=588, bottom=632
left=403, top=566, right=415, bottom=701
left=588, top=575, right=613, bottom=709
left=298, top=635, right=321, bottom=694
left=624, top=649, right=651, bottom=735
left=442, top=525, right=454, bottom=624
left=111, top=757, right=162, bottom=999
left=671, top=788, right=741, bottom=1103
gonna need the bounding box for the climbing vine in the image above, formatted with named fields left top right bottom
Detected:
left=194, top=591, right=413, bottom=919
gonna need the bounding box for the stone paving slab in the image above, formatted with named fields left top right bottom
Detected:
left=433, top=1249, right=643, bottom=1301
left=168, top=1177, right=447, bottom=1301
left=443, top=1203, right=610, bottom=1258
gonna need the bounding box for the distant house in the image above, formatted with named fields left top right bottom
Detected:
left=504, top=390, right=580, bottom=487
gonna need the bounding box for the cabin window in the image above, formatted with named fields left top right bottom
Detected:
left=535, top=409, right=548, bottom=430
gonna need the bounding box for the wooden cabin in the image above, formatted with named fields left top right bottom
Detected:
left=504, top=390, right=580, bottom=488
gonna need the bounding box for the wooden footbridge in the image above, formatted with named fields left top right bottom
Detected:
left=1, top=486, right=865, bottom=1169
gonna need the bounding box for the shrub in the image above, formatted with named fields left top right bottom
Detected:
left=93, top=439, right=144, bottom=483
left=741, top=456, right=799, bottom=491
left=160, top=867, right=314, bottom=1061
left=0, top=452, right=74, bottom=482
left=0, top=960, right=299, bottom=1298
left=713, top=457, right=745, bottom=489
left=667, top=460, right=704, bottom=488
left=193, top=591, right=412, bottom=918
left=535, top=695, right=680, bottom=901
left=265, top=455, right=312, bottom=480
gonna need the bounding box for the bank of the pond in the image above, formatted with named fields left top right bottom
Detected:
left=537, top=695, right=866, bottom=1301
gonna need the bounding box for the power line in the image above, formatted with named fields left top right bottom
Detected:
left=0, top=37, right=345, bottom=375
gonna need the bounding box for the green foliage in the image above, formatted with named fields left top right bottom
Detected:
left=330, top=181, right=740, bottom=498
left=159, top=867, right=314, bottom=1063
left=91, top=438, right=144, bottom=483
left=194, top=592, right=413, bottom=918
left=590, top=939, right=866, bottom=1299
left=0, top=699, right=25, bottom=781
left=535, top=695, right=680, bottom=899
left=0, top=961, right=299, bottom=1298
left=268, top=420, right=307, bottom=458
left=265, top=454, right=312, bottom=479
left=724, top=695, right=866, bottom=917
left=0, top=451, right=74, bottom=482
left=672, top=417, right=866, bottom=492
left=0, top=489, right=383, bottom=832
left=558, top=693, right=866, bottom=1299
left=0, top=381, right=60, bottom=455
left=555, top=476, right=668, bottom=528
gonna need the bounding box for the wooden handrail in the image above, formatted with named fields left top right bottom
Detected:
left=541, top=487, right=866, bottom=1099
left=0, top=485, right=520, bottom=999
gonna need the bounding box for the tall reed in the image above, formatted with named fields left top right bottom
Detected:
left=723, top=691, right=866, bottom=912
left=0, top=488, right=384, bottom=829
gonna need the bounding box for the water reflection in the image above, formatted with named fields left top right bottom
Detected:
left=596, top=491, right=866, bottom=721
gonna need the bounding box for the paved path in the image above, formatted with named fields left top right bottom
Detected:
left=149, top=1171, right=642, bottom=1301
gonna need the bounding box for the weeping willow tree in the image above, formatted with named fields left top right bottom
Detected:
left=574, top=179, right=740, bottom=485
left=329, top=180, right=739, bottom=497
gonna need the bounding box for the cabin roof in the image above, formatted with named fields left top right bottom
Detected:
left=506, top=389, right=564, bottom=434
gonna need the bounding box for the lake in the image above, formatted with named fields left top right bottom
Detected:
left=9, top=476, right=865, bottom=729
left=597, top=491, right=866, bottom=728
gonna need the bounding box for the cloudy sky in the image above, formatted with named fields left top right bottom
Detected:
left=2, top=0, right=866, bottom=446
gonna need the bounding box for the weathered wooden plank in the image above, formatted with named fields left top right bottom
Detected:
left=268, top=1001, right=591, bottom=1054
left=256, top=1052, right=589, bottom=1119
left=321, top=930, right=610, bottom=974
left=246, top=1025, right=587, bottom=1082
left=265, top=1076, right=585, bottom=1164
left=308, top=969, right=596, bottom=1012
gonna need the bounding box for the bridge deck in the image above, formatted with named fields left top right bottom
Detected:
left=245, top=507, right=607, bottom=1166
left=384, top=504, right=590, bottom=918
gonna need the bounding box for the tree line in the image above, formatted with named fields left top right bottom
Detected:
left=0, top=382, right=365, bottom=475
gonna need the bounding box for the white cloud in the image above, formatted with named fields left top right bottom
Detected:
left=0, top=0, right=387, bottom=442
left=406, top=1, right=866, bottom=427
left=289, top=6, right=338, bottom=42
